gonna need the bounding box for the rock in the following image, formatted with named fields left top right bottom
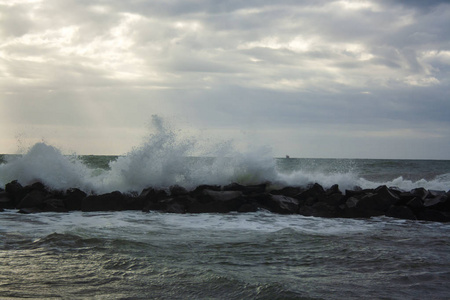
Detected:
left=417, top=209, right=450, bottom=222
left=411, top=188, right=429, bottom=200
left=295, top=183, right=325, bottom=206
left=139, top=187, right=168, bottom=202
left=299, top=202, right=341, bottom=218
left=169, top=185, right=188, bottom=197
left=237, top=202, right=259, bottom=213
left=320, top=193, right=344, bottom=207
left=190, top=185, right=221, bottom=195
left=125, top=195, right=146, bottom=211
left=345, top=188, right=374, bottom=198
left=18, top=207, right=42, bottom=214
left=64, top=188, right=87, bottom=211
left=270, top=186, right=304, bottom=197
left=406, top=197, right=424, bottom=210
left=355, top=186, right=399, bottom=213
left=43, top=198, right=68, bottom=212
left=5, top=180, right=26, bottom=206
left=386, top=205, right=417, bottom=220
left=81, top=191, right=127, bottom=212
left=223, top=182, right=267, bottom=194
left=17, top=190, right=48, bottom=209
left=0, top=191, right=14, bottom=209
left=188, top=190, right=244, bottom=213
left=397, top=192, right=416, bottom=205
left=326, top=184, right=341, bottom=195
left=258, top=194, right=299, bottom=214
left=423, top=194, right=450, bottom=211
left=345, top=197, right=359, bottom=208
left=164, top=196, right=194, bottom=213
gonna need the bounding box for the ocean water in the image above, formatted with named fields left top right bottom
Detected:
left=1, top=119, right=450, bottom=299
left=1, top=211, right=450, bottom=299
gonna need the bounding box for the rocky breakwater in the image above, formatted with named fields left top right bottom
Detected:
left=1, top=180, right=450, bottom=222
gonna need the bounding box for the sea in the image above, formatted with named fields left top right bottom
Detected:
left=1, top=130, right=450, bottom=299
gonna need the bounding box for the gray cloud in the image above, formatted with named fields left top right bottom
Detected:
left=0, top=0, right=449, bottom=158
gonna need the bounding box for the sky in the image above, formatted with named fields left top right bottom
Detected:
left=0, top=0, right=449, bottom=159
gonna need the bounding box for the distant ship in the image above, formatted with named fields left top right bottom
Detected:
left=286, top=155, right=290, bottom=159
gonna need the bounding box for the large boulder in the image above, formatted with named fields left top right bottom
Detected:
left=257, top=194, right=299, bottom=214
left=81, top=191, right=127, bottom=211
left=0, top=191, right=15, bottom=209
left=5, top=180, right=26, bottom=206
left=355, top=186, right=400, bottom=213
left=294, top=183, right=325, bottom=206
left=17, top=190, right=48, bottom=209
left=188, top=190, right=244, bottom=213
left=270, top=186, right=305, bottom=197
left=223, top=182, right=267, bottom=195
left=417, top=209, right=450, bottom=222
left=386, top=205, right=417, bottom=220
left=64, top=188, right=87, bottom=211
left=43, top=198, right=68, bottom=212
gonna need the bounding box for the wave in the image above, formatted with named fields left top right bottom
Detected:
left=1, top=116, right=449, bottom=193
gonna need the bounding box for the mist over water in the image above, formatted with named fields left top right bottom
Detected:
left=0, top=116, right=449, bottom=193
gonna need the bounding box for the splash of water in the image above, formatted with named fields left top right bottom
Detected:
left=1, top=116, right=449, bottom=193
left=0, top=116, right=280, bottom=193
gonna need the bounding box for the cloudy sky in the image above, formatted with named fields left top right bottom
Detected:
left=0, top=0, right=449, bottom=159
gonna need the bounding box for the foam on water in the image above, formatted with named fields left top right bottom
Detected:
left=0, top=116, right=449, bottom=193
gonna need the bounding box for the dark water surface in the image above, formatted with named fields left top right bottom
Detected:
left=1, top=211, right=449, bottom=299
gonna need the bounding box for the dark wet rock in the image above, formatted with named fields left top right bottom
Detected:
left=3, top=180, right=450, bottom=222
left=295, top=183, right=325, bottom=206
left=386, top=205, right=417, bottom=220
left=406, top=197, right=424, bottom=210
left=187, top=190, right=244, bottom=213
left=0, top=191, right=14, bottom=209
left=139, top=187, right=168, bottom=201
left=223, top=182, right=267, bottom=195
left=17, top=190, right=48, bottom=209
left=165, top=196, right=194, bottom=213
left=139, top=187, right=168, bottom=210
left=28, top=181, right=47, bottom=192
left=326, top=184, right=341, bottom=195
left=256, top=194, right=299, bottom=214
left=396, top=192, right=416, bottom=205
left=417, top=209, right=450, bottom=222
left=345, top=197, right=359, bottom=209
left=355, top=186, right=399, bottom=213
left=344, top=188, right=374, bottom=198
left=43, top=198, right=68, bottom=212
left=64, top=188, right=87, bottom=211
left=5, top=180, right=26, bottom=206
left=299, top=202, right=341, bottom=218
left=270, top=186, right=304, bottom=197
left=169, top=185, right=188, bottom=197
left=423, top=194, right=450, bottom=212
left=319, top=193, right=344, bottom=207
left=81, top=191, right=127, bottom=212
left=411, top=188, right=429, bottom=200
left=125, top=195, right=146, bottom=211
left=18, top=207, right=43, bottom=214
left=237, top=202, right=259, bottom=213
left=190, top=184, right=221, bottom=195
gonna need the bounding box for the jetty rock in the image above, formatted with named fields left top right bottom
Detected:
left=1, top=180, right=450, bottom=223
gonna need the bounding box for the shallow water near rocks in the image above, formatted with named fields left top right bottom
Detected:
left=1, top=210, right=450, bottom=299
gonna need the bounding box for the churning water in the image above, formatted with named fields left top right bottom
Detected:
left=1, top=117, right=450, bottom=299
